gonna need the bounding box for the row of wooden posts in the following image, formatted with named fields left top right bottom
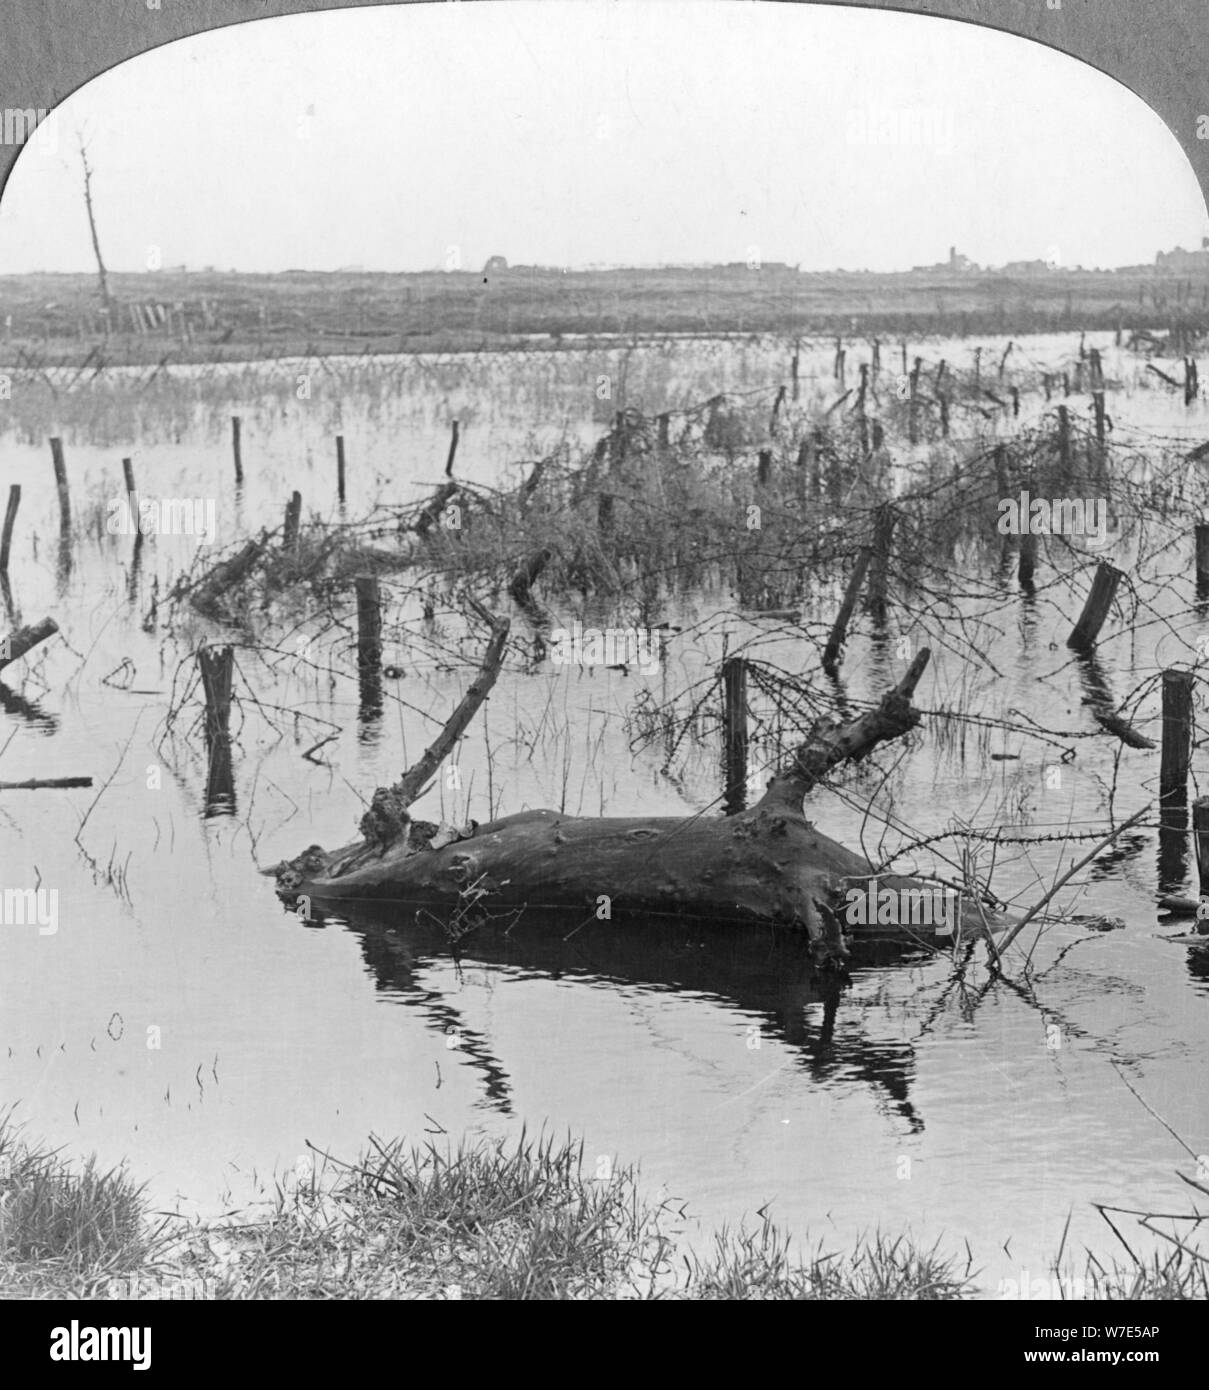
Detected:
left=0, top=421, right=355, bottom=579
left=721, top=650, right=1208, bottom=893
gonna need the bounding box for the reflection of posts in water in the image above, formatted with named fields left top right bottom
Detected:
left=0, top=615, right=58, bottom=674
left=355, top=575, right=382, bottom=725
left=329, top=906, right=922, bottom=1131
left=56, top=535, right=72, bottom=593
left=197, top=645, right=236, bottom=817
left=127, top=529, right=144, bottom=604
left=1073, top=650, right=1154, bottom=750
left=0, top=679, right=59, bottom=732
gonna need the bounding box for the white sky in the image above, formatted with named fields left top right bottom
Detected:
left=0, top=0, right=1204, bottom=273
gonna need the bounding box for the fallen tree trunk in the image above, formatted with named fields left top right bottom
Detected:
left=271, top=643, right=1013, bottom=962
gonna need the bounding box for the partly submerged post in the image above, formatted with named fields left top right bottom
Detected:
left=770, top=384, right=786, bottom=438
left=1160, top=669, right=1194, bottom=820
left=993, top=444, right=1009, bottom=499
left=0, top=484, right=20, bottom=575
left=198, top=644, right=234, bottom=742
left=1193, top=796, right=1209, bottom=898
left=336, top=435, right=346, bottom=504
left=1057, top=405, right=1071, bottom=470
left=444, top=420, right=460, bottom=476
left=197, top=644, right=236, bottom=816
left=908, top=358, right=921, bottom=445
left=283, top=490, right=302, bottom=550
left=722, top=656, right=749, bottom=816
left=1067, top=562, right=1122, bottom=650
left=1089, top=349, right=1106, bottom=457
left=355, top=575, right=383, bottom=717
left=232, top=415, right=244, bottom=486
left=49, top=437, right=71, bottom=536
left=122, top=457, right=136, bottom=498
left=866, top=505, right=895, bottom=623
left=822, top=547, right=872, bottom=675
left=1196, top=523, right=1209, bottom=598
left=757, top=449, right=772, bottom=486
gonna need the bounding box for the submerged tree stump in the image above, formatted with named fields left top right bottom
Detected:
left=270, top=644, right=1013, bottom=963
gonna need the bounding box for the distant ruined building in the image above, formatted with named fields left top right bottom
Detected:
left=483, top=255, right=509, bottom=274
left=1156, top=238, right=1209, bottom=271
left=912, top=245, right=978, bottom=274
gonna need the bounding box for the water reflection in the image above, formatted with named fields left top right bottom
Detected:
left=307, top=902, right=927, bottom=1131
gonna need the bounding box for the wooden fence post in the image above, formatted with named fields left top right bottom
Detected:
left=722, top=656, right=749, bottom=815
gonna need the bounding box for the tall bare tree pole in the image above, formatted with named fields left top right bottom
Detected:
left=78, top=136, right=112, bottom=333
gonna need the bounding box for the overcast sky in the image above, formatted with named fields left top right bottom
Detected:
left=0, top=0, right=1204, bottom=274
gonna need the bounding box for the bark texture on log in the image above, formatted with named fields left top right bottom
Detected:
left=270, top=646, right=1011, bottom=959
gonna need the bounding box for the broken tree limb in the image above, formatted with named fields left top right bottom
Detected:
left=413, top=482, right=460, bottom=538
left=1146, top=364, right=1182, bottom=390
left=269, top=643, right=1006, bottom=961
left=757, top=648, right=930, bottom=815
left=188, top=535, right=269, bottom=617
left=0, top=776, right=93, bottom=790
left=0, top=617, right=59, bottom=672
left=346, top=605, right=512, bottom=859
left=1092, top=711, right=1155, bottom=750
left=391, top=606, right=509, bottom=808
left=995, top=806, right=1150, bottom=959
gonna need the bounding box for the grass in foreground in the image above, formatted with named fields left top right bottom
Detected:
left=0, top=1116, right=158, bottom=1299
left=0, top=1120, right=1203, bottom=1300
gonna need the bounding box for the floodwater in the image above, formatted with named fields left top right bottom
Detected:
left=1, top=330, right=1207, bottom=1296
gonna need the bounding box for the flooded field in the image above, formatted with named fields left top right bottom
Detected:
left=2, top=329, right=1208, bottom=1297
